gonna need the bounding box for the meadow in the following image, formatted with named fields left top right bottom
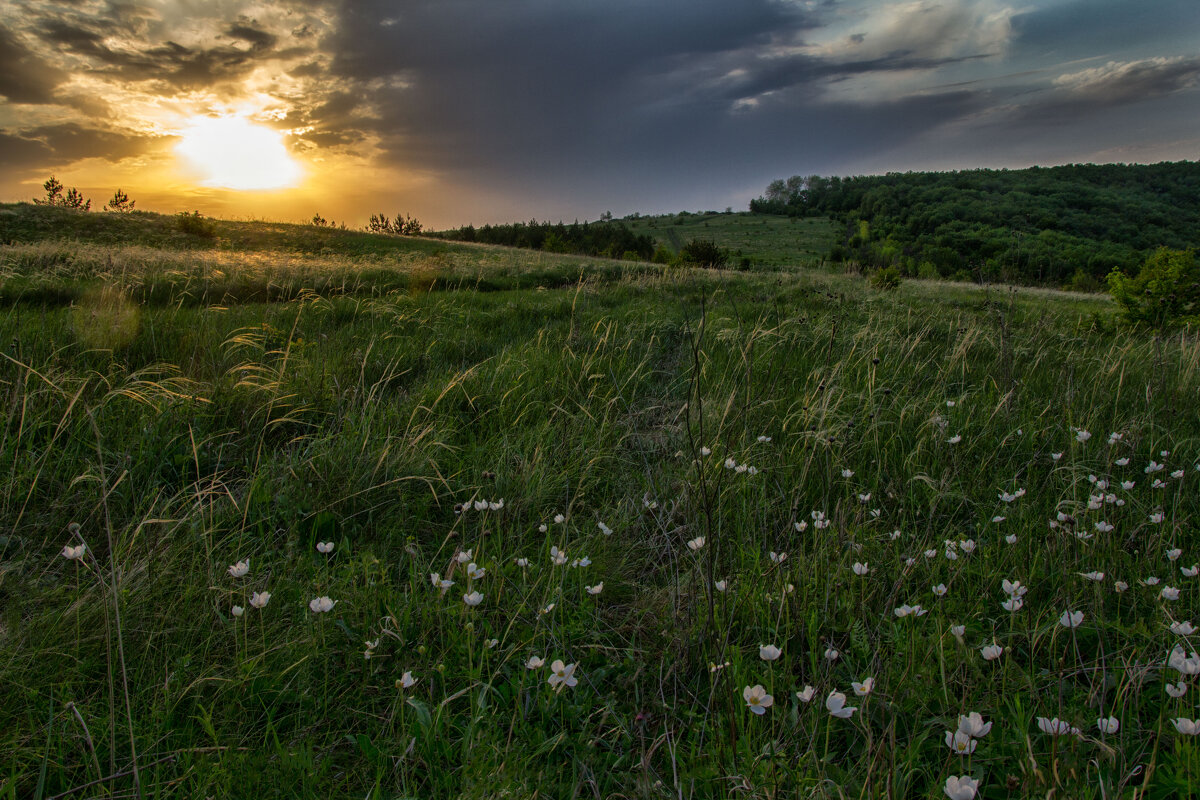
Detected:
left=620, top=212, right=837, bottom=270
left=2, top=204, right=1199, bottom=799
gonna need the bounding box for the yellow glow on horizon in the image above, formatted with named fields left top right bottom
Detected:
left=175, top=116, right=302, bottom=191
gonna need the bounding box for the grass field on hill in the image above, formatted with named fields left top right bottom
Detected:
left=621, top=212, right=837, bottom=269
left=2, top=205, right=1199, bottom=799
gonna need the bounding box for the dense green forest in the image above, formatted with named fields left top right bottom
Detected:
left=751, top=162, right=1200, bottom=287
left=430, top=219, right=655, bottom=261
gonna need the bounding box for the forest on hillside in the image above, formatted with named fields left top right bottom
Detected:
left=430, top=219, right=655, bottom=261
left=751, top=162, right=1200, bottom=287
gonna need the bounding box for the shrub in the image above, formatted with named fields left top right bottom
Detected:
left=679, top=239, right=728, bottom=269
left=34, top=176, right=91, bottom=211
left=1108, top=248, right=1199, bottom=328
left=651, top=245, right=673, bottom=264
left=104, top=189, right=135, bottom=213
left=176, top=211, right=217, bottom=239
left=870, top=266, right=902, bottom=291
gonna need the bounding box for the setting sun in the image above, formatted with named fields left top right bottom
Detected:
left=175, top=116, right=302, bottom=191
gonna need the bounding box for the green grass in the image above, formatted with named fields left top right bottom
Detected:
left=1, top=204, right=1199, bottom=799
left=620, top=211, right=837, bottom=269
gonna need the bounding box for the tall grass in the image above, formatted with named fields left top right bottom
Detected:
left=0, top=229, right=1196, bottom=798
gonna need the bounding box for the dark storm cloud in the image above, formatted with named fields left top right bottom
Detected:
left=1011, top=0, right=1200, bottom=57
left=1011, top=56, right=1200, bottom=126
left=0, top=23, right=67, bottom=103
left=11, top=122, right=159, bottom=163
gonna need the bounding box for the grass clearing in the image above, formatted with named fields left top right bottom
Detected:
left=1, top=205, right=1197, bottom=798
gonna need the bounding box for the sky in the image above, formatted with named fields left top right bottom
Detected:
left=1, top=0, right=1198, bottom=229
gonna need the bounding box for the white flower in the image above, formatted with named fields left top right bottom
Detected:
left=400, top=670, right=416, bottom=689
left=905, top=557, right=917, bottom=567
left=893, top=604, right=928, bottom=618
left=1114, top=580, right=1130, bottom=593
left=857, top=493, right=871, bottom=503
left=824, top=647, right=840, bottom=661
left=1005, top=534, right=1018, bottom=544
left=586, top=582, right=603, bottom=595
left=61, top=543, right=87, bottom=560
left=715, top=580, right=727, bottom=592
left=1170, top=621, right=1197, bottom=635
left=228, top=559, right=250, bottom=578
left=1168, top=548, right=1183, bottom=561
left=1146, top=461, right=1165, bottom=474
left=852, top=562, right=870, bottom=576
left=485, top=638, right=499, bottom=649
left=1162, top=586, right=1181, bottom=601
left=924, top=549, right=937, bottom=559
left=981, top=644, right=1003, bottom=661
left=735, top=464, right=748, bottom=474
left=825, top=691, right=857, bottom=718
left=473, top=499, right=488, bottom=512
left=250, top=591, right=271, bottom=609
left=947, top=435, right=962, bottom=444
left=1108, top=432, right=1123, bottom=445
left=699, top=446, right=711, bottom=456
left=1169, top=646, right=1200, bottom=675
left=515, top=557, right=530, bottom=568
left=466, top=562, right=486, bottom=580
left=598, top=522, right=613, bottom=536
left=364, top=639, right=379, bottom=659
left=1095, top=521, right=1114, bottom=533
left=944, top=549, right=959, bottom=561
left=1001, top=597, right=1024, bottom=613
left=957, top=712, right=992, bottom=738
left=959, top=539, right=976, bottom=554
left=309, top=596, right=336, bottom=613
left=1173, top=718, right=1200, bottom=735
left=1037, top=717, right=1076, bottom=736
left=1172, top=469, right=1185, bottom=479
left=1051, top=452, right=1063, bottom=461
left=724, top=458, right=738, bottom=470
left=1116, top=457, right=1130, bottom=466
left=1002, top=579, right=1028, bottom=598
left=759, top=644, right=782, bottom=661
left=811, top=510, right=830, bottom=529
left=1097, top=716, right=1120, bottom=734
left=553, top=513, right=566, bottom=524
left=841, top=469, right=854, bottom=478
left=757, top=435, right=772, bottom=443
left=944, top=775, right=979, bottom=800
left=231, top=605, right=245, bottom=617
left=547, top=659, right=578, bottom=691
left=1144, top=576, right=1162, bottom=586
left=743, top=684, right=773, bottom=715
left=538, top=523, right=548, bottom=533
left=488, top=499, right=504, bottom=511
left=933, top=584, right=948, bottom=597
left=316, top=541, right=335, bottom=554
left=890, top=530, right=902, bottom=540
left=1153, top=478, right=1166, bottom=488
left=456, top=549, right=473, bottom=564
left=687, top=536, right=706, bottom=552
left=944, top=730, right=976, bottom=754
left=550, top=546, right=568, bottom=566
left=1166, top=681, right=1188, bottom=698
left=851, top=677, right=874, bottom=696
left=572, top=556, right=591, bottom=568
left=769, top=551, right=787, bottom=564
left=526, top=655, right=545, bottom=669
left=1059, top=610, right=1085, bottom=628
left=950, top=624, right=966, bottom=639
left=797, top=685, right=815, bottom=703
left=540, top=603, right=555, bottom=615
left=946, top=400, right=956, bottom=407
left=1076, top=430, right=1092, bottom=443
left=1080, top=571, right=1105, bottom=582
left=795, top=521, right=808, bottom=532
left=463, top=591, right=484, bottom=607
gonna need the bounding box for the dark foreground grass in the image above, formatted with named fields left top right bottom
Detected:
left=1, top=211, right=1199, bottom=799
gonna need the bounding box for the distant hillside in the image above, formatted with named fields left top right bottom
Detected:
left=620, top=211, right=837, bottom=269
left=751, top=162, right=1200, bottom=287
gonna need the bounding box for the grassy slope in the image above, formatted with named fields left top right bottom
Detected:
left=620, top=212, right=838, bottom=268
left=1, top=205, right=1198, bottom=799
